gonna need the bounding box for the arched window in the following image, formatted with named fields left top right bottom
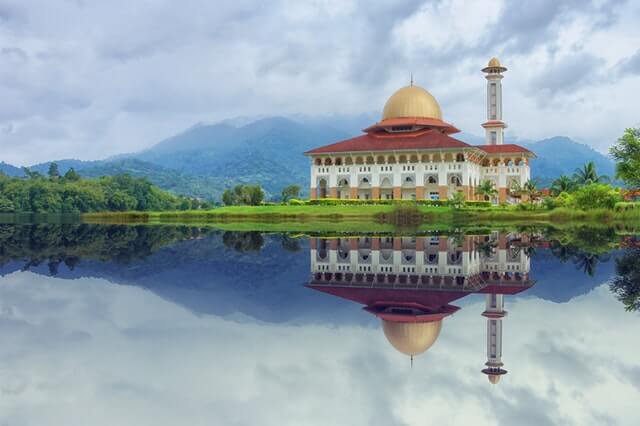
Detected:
left=456, top=153, right=465, bottom=162
left=427, top=175, right=437, bottom=184
left=450, top=175, right=462, bottom=186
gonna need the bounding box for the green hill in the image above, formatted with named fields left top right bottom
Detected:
left=2, top=117, right=618, bottom=201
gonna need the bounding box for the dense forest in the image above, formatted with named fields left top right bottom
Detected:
left=0, top=164, right=209, bottom=213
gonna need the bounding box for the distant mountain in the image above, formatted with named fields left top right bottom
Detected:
left=0, top=161, right=24, bottom=177
left=522, top=137, right=615, bottom=187
left=127, top=117, right=348, bottom=197
left=1, top=116, right=619, bottom=200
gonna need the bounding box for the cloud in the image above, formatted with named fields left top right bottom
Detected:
left=0, top=0, right=638, bottom=165
left=617, top=49, right=640, bottom=76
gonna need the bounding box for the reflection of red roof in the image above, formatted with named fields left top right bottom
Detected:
left=307, top=283, right=475, bottom=309
left=364, top=304, right=459, bottom=323
left=304, top=129, right=472, bottom=154
left=478, top=144, right=534, bottom=155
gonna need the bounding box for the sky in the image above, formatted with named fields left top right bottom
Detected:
left=1, top=0, right=640, bottom=166
left=1, top=271, right=639, bottom=425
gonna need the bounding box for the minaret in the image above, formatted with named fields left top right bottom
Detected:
left=482, top=57, right=507, bottom=145
left=481, top=292, right=507, bottom=384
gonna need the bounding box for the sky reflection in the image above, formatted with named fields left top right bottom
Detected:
left=0, top=263, right=638, bottom=425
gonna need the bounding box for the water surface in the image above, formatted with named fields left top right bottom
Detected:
left=0, top=224, right=639, bottom=425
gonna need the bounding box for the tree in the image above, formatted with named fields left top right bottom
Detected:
left=512, top=179, right=540, bottom=204
left=222, top=189, right=236, bottom=206
left=573, top=161, right=609, bottom=186
left=22, top=167, right=43, bottom=180
left=48, top=162, right=60, bottom=180
left=522, top=180, right=540, bottom=204
left=281, top=184, right=301, bottom=202
left=476, top=180, right=498, bottom=201
left=572, top=183, right=621, bottom=210
left=610, top=127, right=640, bottom=189
left=222, top=184, right=264, bottom=206
left=63, top=168, right=81, bottom=182
left=550, top=175, right=576, bottom=195
left=449, top=191, right=465, bottom=208
left=0, top=197, right=15, bottom=213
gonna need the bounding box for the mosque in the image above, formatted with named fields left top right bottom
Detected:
left=307, top=232, right=535, bottom=384
left=305, top=58, right=535, bottom=204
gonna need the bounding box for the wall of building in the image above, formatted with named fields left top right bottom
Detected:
left=309, top=154, right=530, bottom=203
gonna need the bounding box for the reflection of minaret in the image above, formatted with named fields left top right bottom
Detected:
left=481, top=292, right=507, bottom=384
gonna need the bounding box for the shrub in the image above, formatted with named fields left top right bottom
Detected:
left=465, top=201, right=492, bottom=208
left=448, top=191, right=466, bottom=209
left=615, top=201, right=640, bottom=211
left=573, top=184, right=622, bottom=210
left=288, top=198, right=306, bottom=206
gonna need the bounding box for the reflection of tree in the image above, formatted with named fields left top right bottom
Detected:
left=222, top=232, right=264, bottom=252
left=279, top=235, right=301, bottom=252
left=610, top=249, right=640, bottom=312
left=548, top=228, right=618, bottom=277
left=477, top=239, right=497, bottom=259
left=0, top=224, right=209, bottom=274
left=572, top=252, right=611, bottom=277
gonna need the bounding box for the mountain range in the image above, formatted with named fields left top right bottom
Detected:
left=1, top=116, right=616, bottom=200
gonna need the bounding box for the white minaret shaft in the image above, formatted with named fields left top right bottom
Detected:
left=482, top=58, right=508, bottom=145
left=481, top=292, right=508, bottom=384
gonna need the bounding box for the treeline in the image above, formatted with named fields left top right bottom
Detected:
left=0, top=164, right=210, bottom=213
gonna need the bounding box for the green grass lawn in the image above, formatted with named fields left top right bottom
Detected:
left=80, top=204, right=640, bottom=235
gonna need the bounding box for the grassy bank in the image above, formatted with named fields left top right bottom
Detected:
left=81, top=204, right=640, bottom=228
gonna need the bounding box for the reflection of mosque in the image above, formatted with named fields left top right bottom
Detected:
left=307, top=233, right=535, bottom=384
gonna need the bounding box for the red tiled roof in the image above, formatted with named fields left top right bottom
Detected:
left=477, top=144, right=534, bottom=155
left=363, top=117, right=460, bottom=134
left=305, top=129, right=472, bottom=155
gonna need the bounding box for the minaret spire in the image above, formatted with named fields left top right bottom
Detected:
left=481, top=57, right=508, bottom=145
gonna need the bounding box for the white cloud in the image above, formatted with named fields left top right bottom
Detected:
left=0, top=0, right=639, bottom=165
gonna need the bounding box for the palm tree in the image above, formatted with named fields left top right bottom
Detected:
left=573, top=161, right=610, bottom=186
left=511, top=179, right=540, bottom=204
left=550, top=175, right=576, bottom=195
left=522, top=180, right=540, bottom=204
left=476, top=180, right=498, bottom=201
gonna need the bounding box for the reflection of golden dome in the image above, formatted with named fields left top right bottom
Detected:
left=382, top=85, right=442, bottom=121
left=488, top=374, right=501, bottom=385
left=488, top=57, right=501, bottom=68
left=382, top=320, right=442, bottom=356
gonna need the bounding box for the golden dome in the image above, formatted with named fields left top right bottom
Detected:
left=488, top=374, right=502, bottom=385
left=488, top=57, right=501, bottom=68
left=382, top=320, right=442, bottom=356
left=382, top=85, right=442, bottom=121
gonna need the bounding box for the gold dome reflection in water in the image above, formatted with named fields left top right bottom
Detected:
left=381, top=85, right=443, bottom=120
left=382, top=320, right=443, bottom=357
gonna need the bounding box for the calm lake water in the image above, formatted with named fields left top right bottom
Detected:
left=0, top=224, right=639, bottom=425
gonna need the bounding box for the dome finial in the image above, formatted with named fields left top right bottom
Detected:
left=410, top=73, right=414, bottom=86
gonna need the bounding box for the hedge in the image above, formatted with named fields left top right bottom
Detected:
left=299, top=198, right=492, bottom=208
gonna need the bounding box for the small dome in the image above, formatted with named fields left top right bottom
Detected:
left=488, top=374, right=502, bottom=385
left=488, top=57, right=501, bottom=68
left=483, top=57, right=507, bottom=73
left=382, top=319, right=442, bottom=356
left=382, top=85, right=442, bottom=121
